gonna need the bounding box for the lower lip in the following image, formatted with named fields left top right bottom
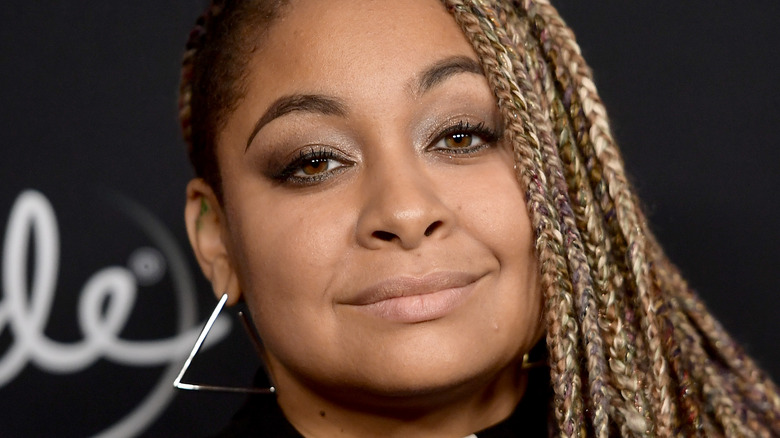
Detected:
left=353, top=283, right=476, bottom=323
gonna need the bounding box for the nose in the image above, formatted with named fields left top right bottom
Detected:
left=355, top=157, right=454, bottom=250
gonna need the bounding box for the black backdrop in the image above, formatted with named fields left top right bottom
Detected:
left=0, top=2, right=777, bottom=437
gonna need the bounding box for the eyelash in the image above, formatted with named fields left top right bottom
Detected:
left=429, top=120, right=500, bottom=155
left=271, top=120, right=500, bottom=186
left=272, top=147, right=354, bottom=186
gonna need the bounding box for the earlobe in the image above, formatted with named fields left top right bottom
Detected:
left=184, top=178, right=242, bottom=305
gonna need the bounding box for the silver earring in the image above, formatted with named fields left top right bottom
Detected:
left=174, top=293, right=276, bottom=394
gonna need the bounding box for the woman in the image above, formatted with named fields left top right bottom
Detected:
left=177, top=0, right=780, bottom=436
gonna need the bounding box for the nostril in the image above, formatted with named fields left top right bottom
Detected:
left=372, top=230, right=397, bottom=241
left=424, top=221, right=442, bottom=237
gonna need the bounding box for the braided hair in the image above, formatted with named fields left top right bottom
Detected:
left=180, top=0, right=289, bottom=200
left=178, top=1, right=780, bottom=436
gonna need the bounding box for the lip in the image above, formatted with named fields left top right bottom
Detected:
left=345, top=271, right=482, bottom=323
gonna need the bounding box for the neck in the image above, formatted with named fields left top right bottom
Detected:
left=272, top=360, right=529, bottom=438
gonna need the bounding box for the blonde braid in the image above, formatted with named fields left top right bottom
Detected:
left=526, top=2, right=681, bottom=434
left=653, top=245, right=780, bottom=434
left=521, top=0, right=657, bottom=433
left=440, top=1, right=780, bottom=436
left=444, top=1, right=587, bottom=434
left=562, top=61, right=660, bottom=438
left=674, top=308, right=754, bottom=437
left=553, top=95, right=654, bottom=437
left=482, top=5, right=616, bottom=436
left=529, top=11, right=657, bottom=434
left=676, top=274, right=780, bottom=429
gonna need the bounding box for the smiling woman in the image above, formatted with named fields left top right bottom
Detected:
left=176, top=0, right=780, bottom=437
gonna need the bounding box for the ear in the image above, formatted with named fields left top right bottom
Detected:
left=185, top=178, right=242, bottom=306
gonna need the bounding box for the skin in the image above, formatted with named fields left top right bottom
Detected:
left=185, top=0, right=543, bottom=436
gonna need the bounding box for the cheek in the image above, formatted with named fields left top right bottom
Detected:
left=452, top=162, right=541, bottom=332
left=453, top=161, right=533, bottom=259
left=224, top=194, right=360, bottom=370
left=226, top=192, right=353, bottom=319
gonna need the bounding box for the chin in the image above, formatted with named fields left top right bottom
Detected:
left=328, top=334, right=525, bottom=405
left=321, top=357, right=521, bottom=412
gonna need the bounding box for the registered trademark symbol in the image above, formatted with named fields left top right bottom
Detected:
left=127, top=246, right=166, bottom=286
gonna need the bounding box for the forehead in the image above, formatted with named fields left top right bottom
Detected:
left=247, top=0, right=478, bottom=99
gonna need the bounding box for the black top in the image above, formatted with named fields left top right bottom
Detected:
left=211, top=367, right=552, bottom=438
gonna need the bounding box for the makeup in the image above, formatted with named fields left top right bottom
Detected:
left=346, top=271, right=482, bottom=323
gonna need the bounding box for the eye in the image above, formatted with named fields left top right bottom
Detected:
left=294, top=156, right=340, bottom=177
left=431, top=121, right=499, bottom=155
left=442, top=132, right=478, bottom=150
left=273, top=147, right=354, bottom=185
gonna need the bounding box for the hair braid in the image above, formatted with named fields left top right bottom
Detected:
left=653, top=245, right=780, bottom=434
left=178, top=1, right=227, bottom=190
left=522, top=0, right=660, bottom=433
left=553, top=91, right=655, bottom=437
left=513, top=7, right=658, bottom=434
left=674, top=291, right=771, bottom=436
left=549, top=65, right=659, bottom=434
left=673, top=269, right=780, bottom=425
left=552, top=44, right=663, bottom=438
left=444, top=1, right=587, bottom=435
left=552, top=54, right=656, bottom=433
left=652, top=279, right=707, bottom=435
left=441, top=0, right=780, bottom=436
left=480, top=5, right=616, bottom=436
left=502, top=4, right=665, bottom=435
left=526, top=2, right=681, bottom=434
left=179, top=0, right=289, bottom=199
left=510, top=15, right=647, bottom=437
left=647, top=230, right=780, bottom=436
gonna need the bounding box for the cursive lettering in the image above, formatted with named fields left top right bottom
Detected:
left=0, top=190, right=230, bottom=437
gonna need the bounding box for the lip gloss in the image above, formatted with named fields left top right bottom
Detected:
left=356, top=283, right=477, bottom=323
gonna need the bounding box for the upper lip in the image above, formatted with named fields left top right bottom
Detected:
left=346, top=271, right=482, bottom=306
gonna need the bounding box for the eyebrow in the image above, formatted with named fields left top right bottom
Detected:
left=245, top=94, right=347, bottom=151
left=244, top=56, right=484, bottom=151
left=414, top=56, right=484, bottom=96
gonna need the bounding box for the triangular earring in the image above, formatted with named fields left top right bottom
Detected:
left=173, top=293, right=276, bottom=394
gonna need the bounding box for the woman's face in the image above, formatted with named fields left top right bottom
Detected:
left=212, top=0, right=541, bottom=403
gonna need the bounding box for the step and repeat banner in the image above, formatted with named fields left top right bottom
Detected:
left=1, top=2, right=778, bottom=437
